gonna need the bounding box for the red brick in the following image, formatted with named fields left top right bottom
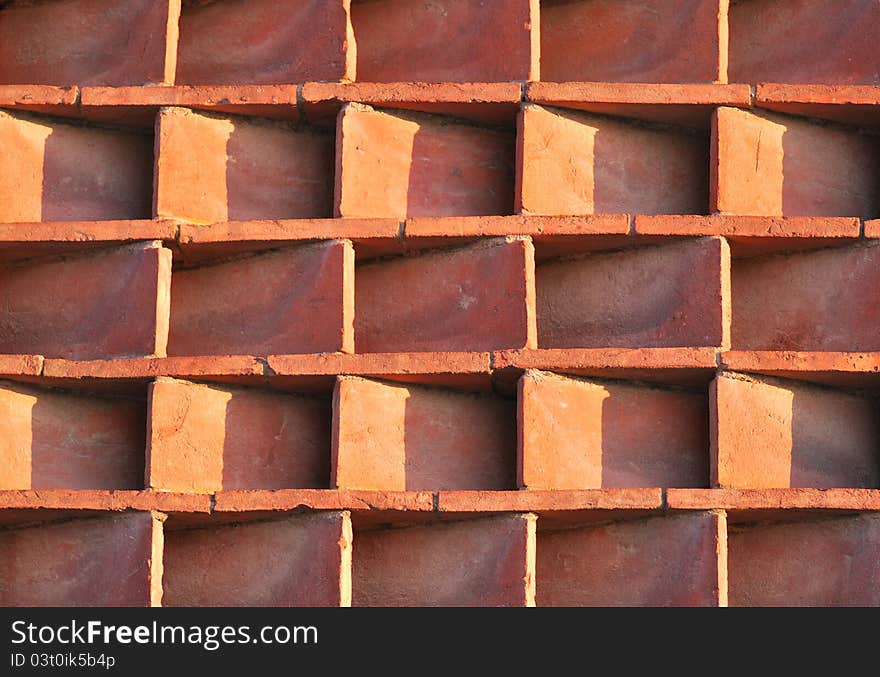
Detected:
left=518, top=371, right=708, bottom=489
left=351, top=0, right=537, bottom=82
left=0, top=489, right=211, bottom=514
left=712, top=107, right=880, bottom=218
left=0, top=110, right=153, bottom=222
left=353, top=514, right=535, bottom=606
left=213, top=489, right=434, bottom=514
left=0, top=0, right=178, bottom=86
left=729, top=0, right=880, bottom=85
left=332, top=377, right=515, bottom=491
left=437, top=488, right=664, bottom=513
left=545, top=0, right=726, bottom=83
left=537, top=237, right=730, bottom=348
left=537, top=512, right=726, bottom=606
left=0, top=242, right=171, bottom=360
left=517, top=104, right=709, bottom=216
left=163, top=512, right=351, bottom=607
left=355, top=238, right=536, bottom=353
left=335, top=104, right=515, bottom=218
left=0, top=84, right=79, bottom=119
left=731, top=244, right=880, bottom=351
left=722, top=351, right=880, bottom=388
left=729, top=514, right=880, bottom=606
left=0, top=381, right=145, bottom=491
left=155, top=107, right=334, bottom=223
left=494, top=347, right=719, bottom=377
left=168, top=241, right=353, bottom=356
left=177, top=0, right=353, bottom=85
left=668, top=488, right=880, bottom=513
left=148, top=378, right=330, bottom=493
left=0, top=512, right=163, bottom=606
left=711, top=374, right=880, bottom=489
left=755, top=84, right=880, bottom=128
left=0, top=355, right=43, bottom=377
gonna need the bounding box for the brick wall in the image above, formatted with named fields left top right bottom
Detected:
left=1, top=0, right=880, bottom=607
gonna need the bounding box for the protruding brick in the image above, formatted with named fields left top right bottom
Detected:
left=0, top=0, right=179, bottom=86
left=148, top=378, right=331, bottom=493
left=0, top=381, right=145, bottom=491
left=332, top=377, right=515, bottom=491
left=537, top=512, right=726, bottom=606
left=729, top=514, right=880, bottom=606
left=163, top=512, right=350, bottom=607
left=711, top=373, right=880, bottom=489
left=0, top=110, right=153, bottom=222
left=155, top=107, right=334, bottom=223
left=712, top=107, right=880, bottom=217
left=0, top=242, right=171, bottom=360
left=537, top=237, right=730, bottom=349
left=731, top=243, right=880, bottom=351
left=168, top=241, right=353, bottom=356
left=518, top=371, right=708, bottom=489
left=729, top=0, right=880, bottom=85
left=517, top=104, right=709, bottom=215
left=356, top=238, right=536, bottom=352
left=176, top=0, right=354, bottom=85
left=353, top=514, right=535, bottom=607
left=335, top=104, right=515, bottom=218
left=0, top=512, right=163, bottom=607
left=541, top=0, right=727, bottom=83
left=351, top=0, right=537, bottom=82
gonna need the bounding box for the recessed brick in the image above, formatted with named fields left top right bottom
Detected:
left=0, top=242, right=171, bottom=360
left=154, top=107, right=335, bottom=223
left=519, top=371, right=708, bottom=489
left=355, top=238, right=536, bottom=353
left=729, top=0, right=880, bottom=85
left=712, top=107, right=880, bottom=218
left=731, top=243, right=880, bottom=351
left=351, top=0, right=537, bottom=82
left=537, top=512, right=726, bottom=606
left=163, top=512, right=351, bottom=607
left=332, top=377, right=515, bottom=491
left=353, top=514, right=535, bottom=607
left=711, top=374, right=880, bottom=489
left=0, top=0, right=178, bottom=86
left=176, top=0, right=354, bottom=85
left=0, top=110, right=153, bottom=222
left=0, top=381, right=146, bottom=491
left=168, top=241, right=353, bottom=356
left=536, top=237, right=730, bottom=349
left=729, top=513, right=880, bottom=606
left=541, top=0, right=727, bottom=83
left=148, top=378, right=331, bottom=493
left=517, top=104, right=710, bottom=215
left=0, top=512, right=163, bottom=606
left=335, top=104, right=515, bottom=218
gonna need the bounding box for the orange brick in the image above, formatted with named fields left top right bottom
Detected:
left=0, top=242, right=171, bottom=360
left=0, top=512, right=163, bottom=606
left=168, top=241, right=354, bottom=356
left=154, top=107, right=334, bottom=223
left=0, top=381, right=145, bottom=491
left=729, top=514, right=880, bottom=606
left=148, top=378, right=331, bottom=493
left=711, top=374, right=880, bottom=489
left=536, top=237, right=730, bottom=348
left=176, top=0, right=354, bottom=84
left=0, top=110, right=153, bottom=222
left=163, top=512, right=351, bottom=607
left=518, top=371, right=708, bottom=489
left=335, top=104, right=515, bottom=218
left=355, top=238, right=536, bottom=353
left=731, top=243, right=880, bottom=351
left=351, top=0, right=537, bottom=82
left=332, top=377, right=515, bottom=491
left=537, top=512, right=726, bottom=606
left=0, top=0, right=178, bottom=86
left=712, top=107, right=880, bottom=217
left=517, top=104, right=709, bottom=215
left=353, top=514, right=535, bottom=607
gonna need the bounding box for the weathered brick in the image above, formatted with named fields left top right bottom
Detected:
left=148, top=378, right=331, bottom=493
